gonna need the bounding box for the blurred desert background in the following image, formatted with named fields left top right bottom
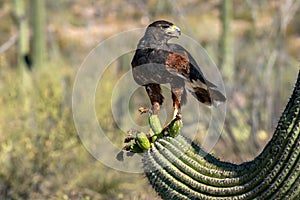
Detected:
left=0, top=0, right=299, bottom=199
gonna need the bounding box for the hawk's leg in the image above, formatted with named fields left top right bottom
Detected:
left=144, top=84, right=164, bottom=115
left=171, top=86, right=185, bottom=119
left=160, top=85, right=184, bottom=134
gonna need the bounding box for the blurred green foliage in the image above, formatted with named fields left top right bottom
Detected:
left=0, top=60, right=155, bottom=199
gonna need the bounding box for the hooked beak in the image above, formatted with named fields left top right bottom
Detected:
left=166, top=25, right=181, bottom=38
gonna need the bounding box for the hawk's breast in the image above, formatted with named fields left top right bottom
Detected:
left=132, top=48, right=183, bottom=86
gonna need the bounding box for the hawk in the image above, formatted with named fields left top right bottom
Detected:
left=131, top=20, right=226, bottom=121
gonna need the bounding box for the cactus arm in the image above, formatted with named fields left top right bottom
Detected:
left=142, top=70, right=300, bottom=199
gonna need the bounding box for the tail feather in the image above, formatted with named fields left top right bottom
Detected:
left=187, top=82, right=226, bottom=106
left=189, top=87, right=212, bottom=105
left=208, top=87, right=227, bottom=106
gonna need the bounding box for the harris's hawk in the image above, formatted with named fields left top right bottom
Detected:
left=131, top=20, right=226, bottom=120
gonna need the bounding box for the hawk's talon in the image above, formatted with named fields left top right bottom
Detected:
left=122, top=107, right=182, bottom=156
left=162, top=113, right=182, bottom=131
left=138, top=107, right=150, bottom=115
left=161, top=114, right=183, bottom=137
left=175, top=113, right=182, bottom=120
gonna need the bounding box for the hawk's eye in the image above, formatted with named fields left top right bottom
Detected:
left=161, top=25, right=169, bottom=29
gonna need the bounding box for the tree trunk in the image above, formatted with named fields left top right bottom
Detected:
left=219, top=0, right=234, bottom=84
left=13, top=0, right=32, bottom=111
left=13, top=0, right=30, bottom=71
left=31, top=0, right=46, bottom=69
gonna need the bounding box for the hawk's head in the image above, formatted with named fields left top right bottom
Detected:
left=146, top=20, right=181, bottom=41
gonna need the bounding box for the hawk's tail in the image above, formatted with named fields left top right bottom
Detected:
left=188, top=84, right=226, bottom=106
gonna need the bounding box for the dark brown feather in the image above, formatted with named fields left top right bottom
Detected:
left=131, top=20, right=226, bottom=117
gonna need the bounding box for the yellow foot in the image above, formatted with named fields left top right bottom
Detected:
left=172, top=108, right=179, bottom=119
left=162, top=113, right=182, bottom=135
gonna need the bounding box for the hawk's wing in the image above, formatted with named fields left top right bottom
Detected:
left=167, top=43, right=226, bottom=105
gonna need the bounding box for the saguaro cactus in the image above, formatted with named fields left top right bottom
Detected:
left=142, top=71, right=300, bottom=199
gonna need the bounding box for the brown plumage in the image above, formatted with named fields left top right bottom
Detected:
left=131, top=20, right=226, bottom=118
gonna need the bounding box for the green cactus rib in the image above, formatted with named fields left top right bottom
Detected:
left=284, top=173, right=300, bottom=199
left=142, top=71, right=300, bottom=199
